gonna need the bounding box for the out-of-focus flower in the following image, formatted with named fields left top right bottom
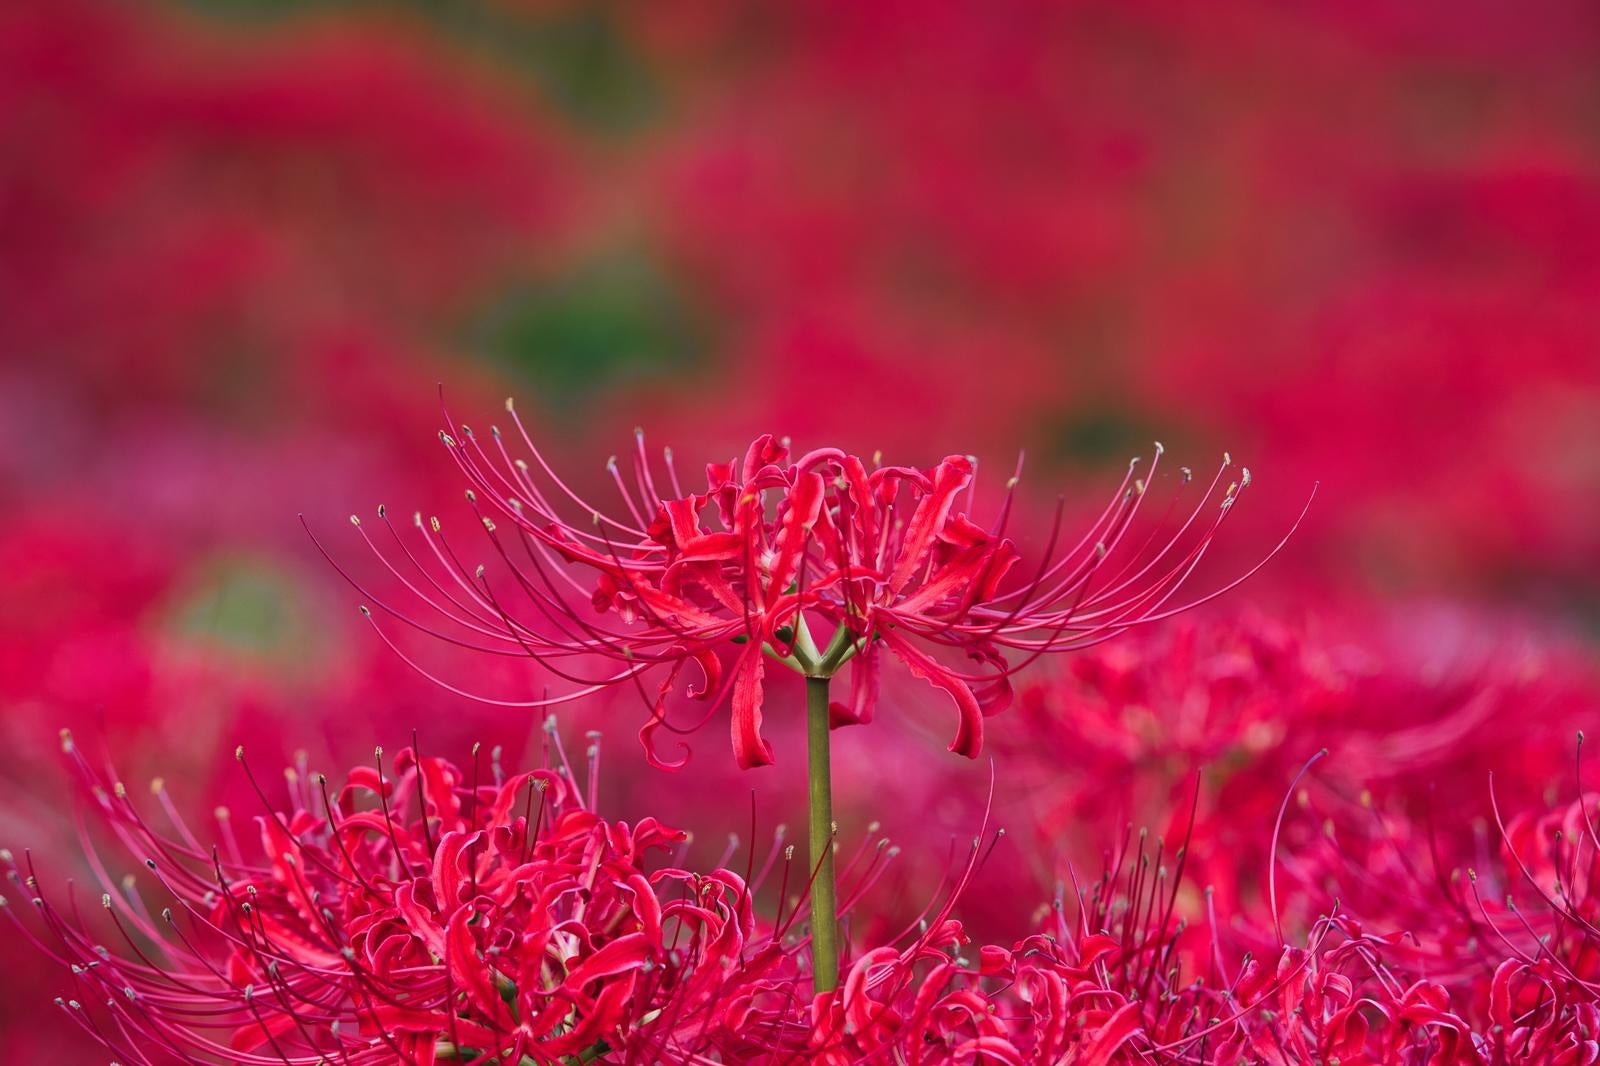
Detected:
left=924, top=604, right=1600, bottom=928
left=0, top=0, right=572, bottom=417
left=328, top=404, right=1288, bottom=770
left=602, top=1, right=1600, bottom=606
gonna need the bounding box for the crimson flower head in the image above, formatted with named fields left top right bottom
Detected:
left=331, top=400, right=1294, bottom=769
left=12, top=731, right=783, bottom=1064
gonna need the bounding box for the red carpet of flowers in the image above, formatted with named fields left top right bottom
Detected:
left=13, top=628, right=1600, bottom=1062
left=4, top=0, right=1600, bottom=1062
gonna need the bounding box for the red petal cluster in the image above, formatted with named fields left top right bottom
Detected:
left=10, top=733, right=766, bottom=1063
left=328, top=405, right=1289, bottom=769
left=18, top=724, right=1600, bottom=1063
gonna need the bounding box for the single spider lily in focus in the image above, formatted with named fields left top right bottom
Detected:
left=322, top=402, right=1291, bottom=770
left=312, top=396, right=1308, bottom=991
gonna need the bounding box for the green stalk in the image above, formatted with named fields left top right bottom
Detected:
left=805, top=674, right=839, bottom=994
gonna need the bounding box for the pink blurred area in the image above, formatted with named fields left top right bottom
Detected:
left=3, top=0, right=1599, bottom=1056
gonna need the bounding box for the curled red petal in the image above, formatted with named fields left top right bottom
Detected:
left=730, top=643, right=774, bottom=769
left=741, top=433, right=789, bottom=482
left=767, top=470, right=825, bottom=605
left=829, top=639, right=880, bottom=728
left=878, top=626, right=983, bottom=758
left=640, top=658, right=692, bottom=771
left=1078, top=1000, right=1144, bottom=1066
left=967, top=641, right=1014, bottom=717
left=566, top=932, right=651, bottom=988
left=446, top=907, right=514, bottom=1029
left=888, top=455, right=973, bottom=594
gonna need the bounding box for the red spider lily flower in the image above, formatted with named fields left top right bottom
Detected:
left=6, top=731, right=757, bottom=1064
left=6, top=729, right=935, bottom=1064
left=3, top=723, right=1065, bottom=1065
left=320, top=399, right=1304, bottom=770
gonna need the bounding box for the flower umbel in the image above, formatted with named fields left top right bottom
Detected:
left=325, top=400, right=1294, bottom=771
left=10, top=731, right=792, bottom=1063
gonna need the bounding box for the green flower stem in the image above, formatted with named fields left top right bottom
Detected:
left=806, top=675, right=844, bottom=992
left=806, top=674, right=840, bottom=995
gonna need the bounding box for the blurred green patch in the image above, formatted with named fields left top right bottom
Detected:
left=172, top=0, right=661, bottom=134
left=159, top=554, right=330, bottom=677
left=472, top=247, right=709, bottom=416
left=1042, top=406, right=1170, bottom=467
left=512, top=4, right=661, bottom=134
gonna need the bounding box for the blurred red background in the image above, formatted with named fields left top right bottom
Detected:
left=3, top=0, right=1599, bottom=1056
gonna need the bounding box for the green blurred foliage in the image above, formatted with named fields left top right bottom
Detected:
left=160, top=554, right=330, bottom=677
left=472, top=246, right=708, bottom=415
